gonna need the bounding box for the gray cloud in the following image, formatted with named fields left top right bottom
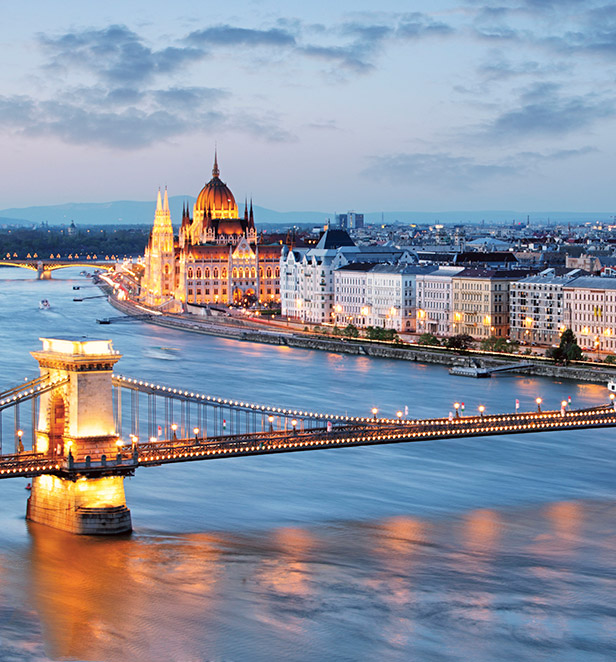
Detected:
left=396, top=13, right=454, bottom=39
left=40, top=25, right=204, bottom=84
left=186, top=25, right=296, bottom=47
left=483, top=83, right=614, bottom=138
left=363, top=147, right=596, bottom=187
left=478, top=51, right=569, bottom=81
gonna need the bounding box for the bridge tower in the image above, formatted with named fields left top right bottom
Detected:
left=36, top=260, right=51, bottom=280
left=26, top=337, right=132, bottom=535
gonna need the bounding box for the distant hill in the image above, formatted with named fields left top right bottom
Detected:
left=0, top=198, right=331, bottom=227
left=0, top=199, right=613, bottom=227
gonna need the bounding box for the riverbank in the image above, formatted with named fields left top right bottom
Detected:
left=102, top=290, right=616, bottom=385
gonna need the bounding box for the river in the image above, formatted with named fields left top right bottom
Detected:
left=0, top=267, right=614, bottom=661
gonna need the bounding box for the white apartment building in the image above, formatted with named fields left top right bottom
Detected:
left=509, top=269, right=582, bottom=345
left=416, top=267, right=465, bottom=336
left=280, top=230, right=415, bottom=324
left=333, top=264, right=433, bottom=331
left=563, top=276, right=616, bottom=352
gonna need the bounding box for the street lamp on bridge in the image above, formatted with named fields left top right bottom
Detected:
left=536, top=397, right=542, bottom=412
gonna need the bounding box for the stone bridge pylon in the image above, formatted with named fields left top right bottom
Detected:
left=26, top=338, right=132, bottom=535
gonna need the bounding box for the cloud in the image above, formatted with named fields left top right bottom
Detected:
left=363, top=146, right=596, bottom=187
left=363, top=152, right=515, bottom=187
left=482, top=83, right=615, bottom=138
left=396, top=13, right=454, bottom=39
left=478, top=50, right=569, bottom=81
left=186, top=25, right=296, bottom=47
left=40, top=25, right=204, bottom=84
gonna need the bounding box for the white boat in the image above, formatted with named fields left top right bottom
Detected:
left=608, top=379, right=616, bottom=393
left=39, top=299, right=51, bottom=310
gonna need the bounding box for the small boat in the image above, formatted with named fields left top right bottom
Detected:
left=608, top=379, right=616, bottom=393
left=39, top=299, right=51, bottom=310
left=25, top=482, right=31, bottom=491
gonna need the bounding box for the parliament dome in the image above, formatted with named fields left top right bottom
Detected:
left=195, top=153, right=238, bottom=219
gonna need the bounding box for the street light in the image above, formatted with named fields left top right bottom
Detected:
left=193, top=427, right=200, bottom=441
left=478, top=405, right=485, bottom=417
left=536, top=397, right=542, bottom=412
left=454, top=402, right=460, bottom=418
left=372, top=407, right=378, bottom=420
left=396, top=410, right=403, bottom=420
left=16, top=429, right=23, bottom=453
left=268, top=415, right=274, bottom=431
left=561, top=400, right=567, bottom=417
left=291, top=419, right=298, bottom=433
left=171, top=423, right=178, bottom=440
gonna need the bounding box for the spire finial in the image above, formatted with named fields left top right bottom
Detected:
left=212, top=146, right=219, bottom=177
left=163, top=186, right=169, bottom=212
left=156, top=187, right=162, bottom=212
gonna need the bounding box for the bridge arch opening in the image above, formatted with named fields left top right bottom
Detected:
left=48, top=394, right=67, bottom=458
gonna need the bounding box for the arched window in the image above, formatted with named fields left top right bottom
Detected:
left=196, top=268, right=202, bottom=279
left=259, top=267, right=264, bottom=278
left=213, top=268, right=219, bottom=278
left=232, top=268, right=238, bottom=278
left=222, top=268, right=227, bottom=279
left=251, top=267, right=256, bottom=278
left=275, top=267, right=280, bottom=278
left=188, top=268, right=193, bottom=279
left=205, top=268, right=210, bottom=279
left=164, top=264, right=170, bottom=275
left=266, top=267, right=272, bottom=279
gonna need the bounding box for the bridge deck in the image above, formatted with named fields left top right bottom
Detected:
left=0, top=405, right=613, bottom=480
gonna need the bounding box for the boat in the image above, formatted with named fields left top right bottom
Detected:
left=25, top=482, right=31, bottom=491
left=146, top=346, right=180, bottom=360
left=608, top=379, right=616, bottom=393
left=39, top=299, right=51, bottom=310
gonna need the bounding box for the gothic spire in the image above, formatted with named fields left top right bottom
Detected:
left=212, top=148, right=219, bottom=178
left=156, top=187, right=162, bottom=211
left=163, top=186, right=169, bottom=212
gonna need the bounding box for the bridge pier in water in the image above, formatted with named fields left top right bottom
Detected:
left=26, top=338, right=132, bottom=535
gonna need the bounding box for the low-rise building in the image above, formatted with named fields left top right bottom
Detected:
left=451, top=268, right=535, bottom=340
left=416, top=267, right=465, bottom=336
left=563, top=276, right=616, bottom=352
left=509, top=269, right=583, bottom=345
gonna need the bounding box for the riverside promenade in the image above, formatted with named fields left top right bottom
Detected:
left=100, top=286, right=616, bottom=386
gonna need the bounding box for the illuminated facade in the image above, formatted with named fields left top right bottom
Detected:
left=141, top=153, right=281, bottom=309
left=563, top=276, right=616, bottom=351
left=509, top=269, right=582, bottom=345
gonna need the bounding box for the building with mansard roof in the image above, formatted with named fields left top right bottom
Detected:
left=141, top=153, right=281, bottom=311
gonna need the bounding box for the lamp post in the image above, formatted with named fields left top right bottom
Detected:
left=478, top=405, right=485, bottom=418
left=454, top=402, right=460, bottom=418
left=171, top=423, right=177, bottom=440
left=268, top=415, right=274, bottom=432
left=193, top=427, right=200, bottom=442
left=396, top=410, right=403, bottom=421
left=291, top=419, right=297, bottom=434
left=536, top=397, right=542, bottom=412
left=16, top=429, right=23, bottom=453
left=561, top=400, right=567, bottom=417
left=372, top=407, right=378, bottom=421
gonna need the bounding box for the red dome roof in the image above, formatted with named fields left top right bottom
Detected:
left=195, top=154, right=238, bottom=218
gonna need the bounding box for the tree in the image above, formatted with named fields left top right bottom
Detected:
left=418, top=333, right=440, bottom=346
left=605, top=354, right=616, bottom=365
left=445, top=334, right=475, bottom=350
left=366, top=326, right=399, bottom=342
left=343, top=323, right=359, bottom=338
left=480, top=336, right=519, bottom=353
left=546, top=328, right=583, bottom=364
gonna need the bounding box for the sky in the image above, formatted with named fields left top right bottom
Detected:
left=1, top=0, right=616, bottom=213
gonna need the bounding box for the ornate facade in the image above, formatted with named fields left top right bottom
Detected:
left=142, top=154, right=281, bottom=310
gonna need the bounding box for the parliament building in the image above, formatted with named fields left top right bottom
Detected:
left=141, top=153, right=281, bottom=311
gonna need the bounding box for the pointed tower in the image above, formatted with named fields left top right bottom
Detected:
left=142, top=187, right=176, bottom=307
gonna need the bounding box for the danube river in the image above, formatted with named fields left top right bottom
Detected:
left=0, top=267, right=615, bottom=661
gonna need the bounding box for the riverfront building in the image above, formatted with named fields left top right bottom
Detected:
left=451, top=269, right=534, bottom=339
left=141, top=154, right=281, bottom=310
left=509, top=269, right=583, bottom=345
left=563, top=276, right=616, bottom=352
left=280, top=230, right=415, bottom=324
left=334, top=264, right=435, bottom=331
left=415, top=267, right=464, bottom=336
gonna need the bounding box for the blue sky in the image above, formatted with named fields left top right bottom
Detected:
left=2, top=0, right=616, bottom=212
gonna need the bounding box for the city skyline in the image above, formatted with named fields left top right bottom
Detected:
left=2, top=1, right=616, bottom=212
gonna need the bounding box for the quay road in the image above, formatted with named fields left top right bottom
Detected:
left=1, top=403, right=615, bottom=479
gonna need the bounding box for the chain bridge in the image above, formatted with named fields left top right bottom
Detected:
left=1, top=337, right=613, bottom=535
